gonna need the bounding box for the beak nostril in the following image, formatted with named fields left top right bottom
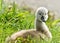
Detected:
left=41, top=16, right=44, bottom=19
left=41, top=16, right=45, bottom=22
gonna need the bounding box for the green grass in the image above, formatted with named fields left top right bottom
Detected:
left=0, top=2, right=60, bottom=43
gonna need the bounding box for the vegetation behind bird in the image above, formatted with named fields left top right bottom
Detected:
left=0, top=1, right=60, bottom=43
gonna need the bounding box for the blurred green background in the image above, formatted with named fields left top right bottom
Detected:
left=0, top=0, right=60, bottom=43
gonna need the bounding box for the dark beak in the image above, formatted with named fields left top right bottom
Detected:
left=41, top=16, right=45, bottom=22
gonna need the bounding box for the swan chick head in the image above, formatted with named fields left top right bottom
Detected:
left=36, top=7, right=48, bottom=22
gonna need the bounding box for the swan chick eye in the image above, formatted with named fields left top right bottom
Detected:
left=39, top=13, right=41, bottom=15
